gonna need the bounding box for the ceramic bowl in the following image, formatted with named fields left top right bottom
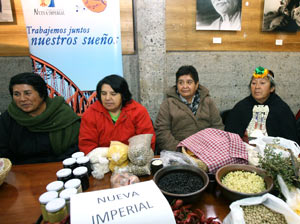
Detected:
left=153, top=165, right=209, bottom=204
left=215, top=164, right=274, bottom=202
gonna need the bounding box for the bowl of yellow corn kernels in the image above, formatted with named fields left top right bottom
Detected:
left=215, top=164, right=274, bottom=201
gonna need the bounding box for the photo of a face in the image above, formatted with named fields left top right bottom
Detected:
left=262, top=0, right=300, bottom=32
left=196, top=0, right=242, bottom=31
left=211, top=0, right=239, bottom=15
left=0, top=0, right=13, bottom=22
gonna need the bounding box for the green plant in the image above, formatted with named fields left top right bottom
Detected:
left=258, top=146, right=300, bottom=198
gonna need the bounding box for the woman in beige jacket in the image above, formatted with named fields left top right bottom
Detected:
left=154, top=65, right=224, bottom=152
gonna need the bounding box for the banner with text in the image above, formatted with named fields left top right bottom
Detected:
left=21, top=0, right=123, bottom=91
left=71, top=180, right=176, bottom=224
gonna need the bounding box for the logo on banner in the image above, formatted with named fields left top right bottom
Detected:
left=34, top=0, right=64, bottom=15
left=40, top=0, right=55, bottom=7
left=82, top=0, right=107, bottom=13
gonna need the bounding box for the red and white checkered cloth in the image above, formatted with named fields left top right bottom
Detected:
left=177, top=128, right=248, bottom=174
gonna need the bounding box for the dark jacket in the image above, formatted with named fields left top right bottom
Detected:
left=225, top=93, right=299, bottom=144
left=0, top=111, right=78, bottom=164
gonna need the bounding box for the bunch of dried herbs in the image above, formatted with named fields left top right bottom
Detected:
left=258, top=145, right=300, bottom=198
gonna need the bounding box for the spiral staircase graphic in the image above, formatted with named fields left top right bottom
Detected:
left=31, top=55, right=97, bottom=116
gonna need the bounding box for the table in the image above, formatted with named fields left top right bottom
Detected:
left=0, top=162, right=230, bottom=224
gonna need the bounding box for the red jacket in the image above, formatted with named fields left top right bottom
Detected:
left=79, top=100, right=156, bottom=154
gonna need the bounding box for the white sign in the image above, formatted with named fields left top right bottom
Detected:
left=71, top=180, right=176, bottom=224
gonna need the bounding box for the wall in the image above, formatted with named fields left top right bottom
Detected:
left=166, top=0, right=300, bottom=52
left=166, top=52, right=300, bottom=116
left=0, top=0, right=300, bottom=119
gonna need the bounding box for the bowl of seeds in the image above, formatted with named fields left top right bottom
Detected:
left=215, top=164, right=274, bottom=202
left=153, top=165, right=209, bottom=204
left=242, top=204, right=288, bottom=224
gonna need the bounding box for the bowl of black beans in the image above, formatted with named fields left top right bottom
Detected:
left=153, top=165, right=209, bottom=204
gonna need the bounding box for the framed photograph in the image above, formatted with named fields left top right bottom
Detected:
left=262, top=0, right=300, bottom=32
left=0, top=0, right=13, bottom=22
left=196, top=0, right=242, bottom=31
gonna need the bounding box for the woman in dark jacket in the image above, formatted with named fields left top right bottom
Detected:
left=225, top=67, right=299, bottom=143
left=0, top=72, right=80, bottom=164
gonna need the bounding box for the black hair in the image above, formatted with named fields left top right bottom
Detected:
left=175, top=65, right=199, bottom=84
left=9, top=72, right=48, bottom=101
left=96, top=74, right=132, bottom=107
left=268, top=69, right=274, bottom=78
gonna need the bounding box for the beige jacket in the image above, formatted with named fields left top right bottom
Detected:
left=154, top=85, right=224, bottom=151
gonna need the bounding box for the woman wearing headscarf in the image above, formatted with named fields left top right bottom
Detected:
left=0, top=72, right=81, bottom=164
left=154, top=65, right=224, bottom=152
left=225, top=66, right=299, bottom=143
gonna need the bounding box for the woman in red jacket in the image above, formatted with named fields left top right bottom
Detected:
left=79, top=75, right=156, bottom=154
